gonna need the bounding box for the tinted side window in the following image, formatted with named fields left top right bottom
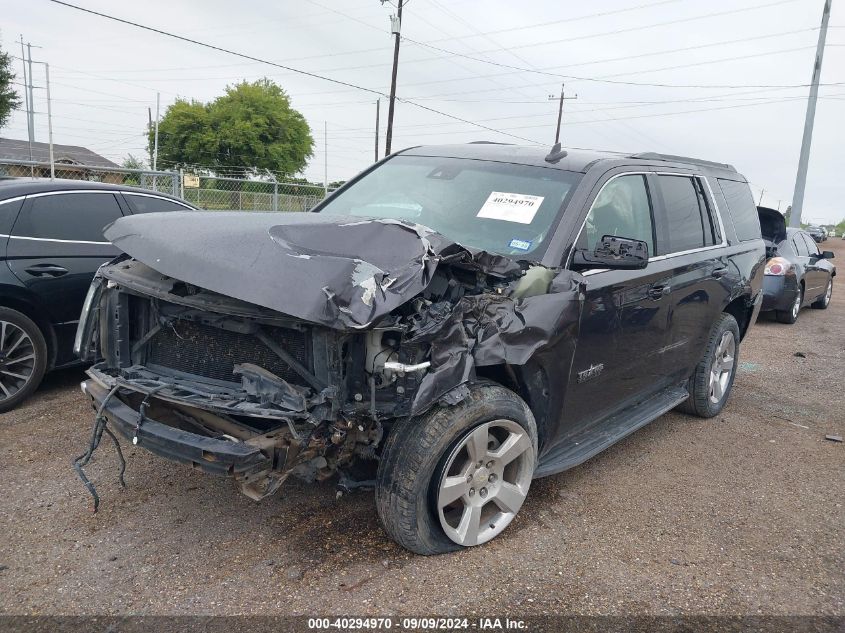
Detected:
left=777, top=239, right=794, bottom=256
left=801, top=232, right=820, bottom=255
left=124, top=193, right=189, bottom=213
left=578, top=174, right=654, bottom=255
left=792, top=234, right=809, bottom=257
left=718, top=179, right=761, bottom=242
left=656, top=175, right=709, bottom=254
left=14, top=193, right=123, bottom=241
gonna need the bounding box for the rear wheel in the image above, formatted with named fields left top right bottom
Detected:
left=376, top=383, right=537, bottom=555
left=0, top=307, right=48, bottom=413
left=676, top=313, right=740, bottom=418
left=811, top=279, right=833, bottom=309
left=775, top=286, right=802, bottom=324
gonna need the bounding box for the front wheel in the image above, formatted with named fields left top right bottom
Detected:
left=676, top=313, right=740, bottom=418
left=376, top=383, right=538, bottom=555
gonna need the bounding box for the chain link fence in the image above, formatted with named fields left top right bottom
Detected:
left=0, top=159, right=333, bottom=212
left=181, top=174, right=329, bottom=212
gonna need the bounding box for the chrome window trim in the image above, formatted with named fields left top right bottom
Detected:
left=24, top=189, right=121, bottom=199
left=0, top=233, right=111, bottom=245
left=0, top=195, right=28, bottom=206
left=570, top=171, right=730, bottom=278
left=567, top=171, right=652, bottom=269
left=123, top=191, right=193, bottom=209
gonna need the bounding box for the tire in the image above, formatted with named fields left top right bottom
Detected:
left=0, top=307, right=48, bottom=413
left=775, top=286, right=803, bottom=324
left=676, top=313, right=741, bottom=418
left=375, top=383, right=538, bottom=555
left=811, top=279, right=833, bottom=309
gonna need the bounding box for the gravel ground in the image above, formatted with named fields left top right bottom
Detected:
left=0, top=240, right=843, bottom=617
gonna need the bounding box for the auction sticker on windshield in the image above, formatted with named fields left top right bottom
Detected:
left=477, top=191, right=544, bottom=224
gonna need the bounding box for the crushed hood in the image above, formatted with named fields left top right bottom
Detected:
left=104, top=211, right=523, bottom=329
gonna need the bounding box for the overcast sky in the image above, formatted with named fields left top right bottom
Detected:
left=2, top=0, right=843, bottom=223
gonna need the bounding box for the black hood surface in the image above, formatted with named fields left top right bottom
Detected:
left=104, top=211, right=521, bottom=329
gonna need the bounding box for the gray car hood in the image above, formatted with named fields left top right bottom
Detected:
left=104, top=211, right=522, bottom=330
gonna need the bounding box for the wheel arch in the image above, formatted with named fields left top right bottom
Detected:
left=0, top=286, right=57, bottom=370
left=723, top=293, right=756, bottom=341
left=475, top=362, right=553, bottom=452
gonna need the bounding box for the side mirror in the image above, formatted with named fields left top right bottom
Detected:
left=572, top=235, right=649, bottom=270
left=821, top=250, right=835, bottom=259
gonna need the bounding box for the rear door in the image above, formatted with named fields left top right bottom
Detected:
left=652, top=173, right=728, bottom=384
left=790, top=231, right=815, bottom=299
left=6, top=191, right=125, bottom=365
left=799, top=231, right=828, bottom=299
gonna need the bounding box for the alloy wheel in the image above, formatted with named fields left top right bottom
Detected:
left=824, top=281, right=833, bottom=306
left=436, top=419, right=534, bottom=547
left=0, top=321, right=37, bottom=401
left=791, top=291, right=802, bottom=320
left=708, top=331, right=736, bottom=405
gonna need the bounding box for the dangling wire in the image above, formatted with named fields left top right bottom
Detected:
left=72, top=384, right=121, bottom=512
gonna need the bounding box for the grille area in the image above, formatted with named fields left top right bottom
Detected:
left=146, top=319, right=310, bottom=386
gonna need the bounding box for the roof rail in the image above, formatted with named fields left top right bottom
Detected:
left=629, top=152, right=736, bottom=172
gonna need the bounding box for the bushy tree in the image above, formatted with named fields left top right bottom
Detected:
left=0, top=40, right=21, bottom=130
left=121, top=154, right=147, bottom=185
left=149, top=79, right=313, bottom=179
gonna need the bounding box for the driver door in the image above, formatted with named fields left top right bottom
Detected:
left=562, top=172, right=674, bottom=431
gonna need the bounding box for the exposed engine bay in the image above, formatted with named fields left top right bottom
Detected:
left=75, top=212, right=584, bottom=505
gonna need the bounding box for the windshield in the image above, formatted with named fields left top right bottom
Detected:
left=315, top=154, right=581, bottom=257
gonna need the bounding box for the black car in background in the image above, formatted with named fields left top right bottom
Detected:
left=806, top=225, right=827, bottom=243
left=0, top=179, right=195, bottom=411
left=78, top=145, right=766, bottom=553
left=758, top=207, right=835, bottom=324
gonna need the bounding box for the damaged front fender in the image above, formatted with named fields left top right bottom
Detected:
left=406, top=269, right=585, bottom=415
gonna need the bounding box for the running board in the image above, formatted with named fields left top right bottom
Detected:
left=534, top=386, right=689, bottom=478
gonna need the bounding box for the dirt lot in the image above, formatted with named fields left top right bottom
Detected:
left=1, top=240, right=843, bottom=617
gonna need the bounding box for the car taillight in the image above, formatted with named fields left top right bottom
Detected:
left=764, top=257, right=791, bottom=276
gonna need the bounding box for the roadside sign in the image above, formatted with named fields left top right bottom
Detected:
left=183, top=174, right=200, bottom=188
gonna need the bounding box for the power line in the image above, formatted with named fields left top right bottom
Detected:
left=402, top=37, right=832, bottom=90
left=396, top=27, right=819, bottom=90
left=46, top=0, right=544, bottom=145
left=422, top=0, right=801, bottom=49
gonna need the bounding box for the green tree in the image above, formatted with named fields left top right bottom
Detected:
left=0, top=40, right=21, bottom=130
left=122, top=153, right=146, bottom=170
left=149, top=79, right=313, bottom=179
left=121, top=154, right=147, bottom=185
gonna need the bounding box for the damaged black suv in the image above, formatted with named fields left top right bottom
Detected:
left=75, top=144, right=765, bottom=554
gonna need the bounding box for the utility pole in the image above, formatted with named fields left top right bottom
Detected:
left=758, top=189, right=765, bottom=206
left=374, top=99, right=380, bottom=162
left=44, top=63, right=54, bottom=180
left=152, top=92, right=160, bottom=171
left=26, top=44, right=36, bottom=142
left=548, top=83, right=577, bottom=145
left=384, top=0, right=403, bottom=156
left=789, top=0, right=832, bottom=228
left=17, top=37, right=33, bottom=171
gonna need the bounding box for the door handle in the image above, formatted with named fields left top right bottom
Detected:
left=24, top=264, right=69, bottom=277
left=648, top=284, right=670, bottom=300
left=712, top=267, right=730, bottom=278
